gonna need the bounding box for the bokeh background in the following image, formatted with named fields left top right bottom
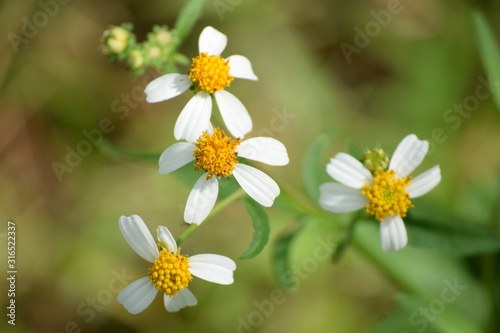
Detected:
left=1, top=0, right=500, bottom=332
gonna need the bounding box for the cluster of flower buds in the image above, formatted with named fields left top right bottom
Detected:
left=101, top=23, right=187, bottom=76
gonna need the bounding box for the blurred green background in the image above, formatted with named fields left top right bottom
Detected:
left=1, top=0, right=500, bottom=332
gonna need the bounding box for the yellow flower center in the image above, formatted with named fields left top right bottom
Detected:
left=361, top=169, right=413, bottom=221
left=193, top=128, right=241, bottom=179
left=148, top=248, right=193, bottom=297
left=188, top=52, right=234, bottom=93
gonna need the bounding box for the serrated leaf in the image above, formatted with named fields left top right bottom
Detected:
left=240, top=199, right=270, bottom=259
left=406, top=216, right=500, bottom=256
left=272, top=218, right=305, bottom=289
left=472, top=10, right=500, bottom=111
left=302, top=133, right=333, bottom=202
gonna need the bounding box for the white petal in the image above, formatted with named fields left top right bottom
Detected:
left=189, top=253, right=237, bottom=271
left=164, top=288, right=197, bottom=312
left=198, top=26, right=227, bottom=56
left=184, top=174, right=219, bottom=225
left=189, top=254, right=236, bottom=285
left=118, top=215, right=158, bottom=262
left=227, top=55, right=258, bottom=81
left=326, top=153, right=373, bottom=188
left=319, top=182, right=368, bottom=213
left=156, top=226, right=177, bottom=253
left=174, top=91, right=212, bottom=142
left=158, top=142, right=195, bottom=174
left=145, top=74, right=191, bottom=103
left=237, top=137, right=289, bottom=166
left=233, top=164, right=279, bottom=207
left=117, top=277, right=158, bottom=314
left=380, top=216, right=408, bottom=252
left=389, top=134, right=429, bottom=177
left=407, top=165, right=441, bottom=198
left=214, top=90, right=252, bottom=139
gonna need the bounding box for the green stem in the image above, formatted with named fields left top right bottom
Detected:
left=210, top=188, right=246, bottom=216
left=331, top=210, right=363, bottom=262
left=176, top=223, right=198, bottom=246
left=100, top=140, right=160, bottom=163
left=176, top=188, right=246, bottom=245
left=345, top=210, right=363, bottom=241
left=277, top=191, right=327, bottom=222
left=171, top=0, right=208, bottom=54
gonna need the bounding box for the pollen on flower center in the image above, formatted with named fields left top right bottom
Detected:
left=193, top=128, right=241, bottom=180
left=188, top=52, right=234, bottom=93
left=148, top=249, right=193, bottom=297
left=361, top=169, right=413, bottom=221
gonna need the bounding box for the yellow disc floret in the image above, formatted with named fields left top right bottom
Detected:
left=361, top=169, right=413, bottom=221
left=148, top=249, right=193, bottom=297
left=189, top=52, right=234, bottom=93
left=193, top=128, right=241, bottom=180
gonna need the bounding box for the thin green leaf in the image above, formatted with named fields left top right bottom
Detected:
left=395, top=293, right=482, bottom=333
left=302, top=133, right=333, bottom=202
left=240, top=199, right=270, bottom=259
left=272, top=218, right=305, bottom=289
left=99, top=140, right=160, bottom=163
left=172, top=0, right=208, bottom=53
left=472, top=10, right=500, bottom=111
left=406, top=216, right=500, bottom=256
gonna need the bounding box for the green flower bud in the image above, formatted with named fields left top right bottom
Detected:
left=146, top=45, right=162, bottom=60
left=363, top=148, right=389, bottom=174
left=102, top=25, right=131, bottom=54
left=127, top=49, right=145, bottom=70
left=155, top=30, right=172, bottom=45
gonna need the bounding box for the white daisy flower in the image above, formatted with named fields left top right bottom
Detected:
left=117, top=215, right=236, bottom=313
left=159, top=128, right=289, bottom=225
left=145, top=26, right=258, bottom=143
left=319, top=134, right=441, bottom=252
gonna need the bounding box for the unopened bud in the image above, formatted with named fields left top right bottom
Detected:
left=146, top=45, right=162, bottom=60
left=363, top=148, right=389, bottom=173
left=127, top=49, right=145, bottom=70
left=102, top=26, right=131, bottom=54
left=155, top=30, right=172, bottom=45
